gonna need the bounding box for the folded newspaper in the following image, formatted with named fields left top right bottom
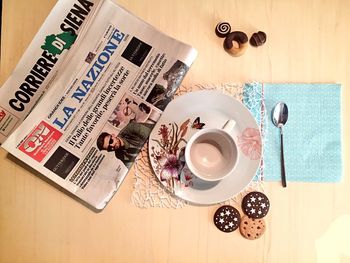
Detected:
left=0, top=0, right=197, bottom=210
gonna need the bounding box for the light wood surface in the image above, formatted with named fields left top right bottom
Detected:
left=1, top=0, right=350, bottom=262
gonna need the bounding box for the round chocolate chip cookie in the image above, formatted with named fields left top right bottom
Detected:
left=213, top=205, right=241, bottom=233
left=239, top=215, right=266, bottom=240
left=242, top=191, right=270, bottom=219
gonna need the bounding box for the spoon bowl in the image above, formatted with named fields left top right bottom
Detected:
left=272, top=102, right=288, bottom=128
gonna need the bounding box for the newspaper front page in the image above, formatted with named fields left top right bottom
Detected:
left=0, top=0, right=105, bottom=144
left=1, top=0, right=197, bottom=210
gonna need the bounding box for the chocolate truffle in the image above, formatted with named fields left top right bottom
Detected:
left=250, top=31, right=267, bottom=47
left=215, top=22, right=231, bottom=38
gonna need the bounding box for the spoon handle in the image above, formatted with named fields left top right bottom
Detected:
left=280, top=128, right=287, bottom=187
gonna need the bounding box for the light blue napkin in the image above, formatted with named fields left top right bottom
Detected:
left=243, top=83, right=342, bottom=183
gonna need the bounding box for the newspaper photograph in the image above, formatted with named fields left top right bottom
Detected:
left=1, top=0, right=197, bottom=210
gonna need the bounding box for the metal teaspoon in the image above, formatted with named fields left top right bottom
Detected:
left=272, top=102, right=289, bottom=187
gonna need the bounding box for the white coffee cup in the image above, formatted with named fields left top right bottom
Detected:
left=185, top=120, right=238, bottom=182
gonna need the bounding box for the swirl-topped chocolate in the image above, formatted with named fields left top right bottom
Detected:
left=215, top=22, right=231, bottom=38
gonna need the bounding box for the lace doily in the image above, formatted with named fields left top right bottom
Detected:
left=131, top=83, right=266, bottom=208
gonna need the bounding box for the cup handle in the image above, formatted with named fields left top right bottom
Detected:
left=222, top=119, right=236, bottom=134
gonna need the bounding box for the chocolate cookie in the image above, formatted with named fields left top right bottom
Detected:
left=215, top=22, right=231, bottom=38
left=242, top=191, right=270, bottom=219
left=213, top=205, right=241, bottom=233
left=239, top=215, right=266, bottom=240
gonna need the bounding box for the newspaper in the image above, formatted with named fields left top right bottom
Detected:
left=1, top=0, right=197, bottom=210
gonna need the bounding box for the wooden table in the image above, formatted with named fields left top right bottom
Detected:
left=1, top=0, right=349, bottom=262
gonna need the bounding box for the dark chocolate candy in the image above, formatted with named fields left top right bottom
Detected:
left=223, top=31, right=248, bottom=57
left=215, top=22, right=231, bottom=38
left=250, top=31, right=267, bottom=47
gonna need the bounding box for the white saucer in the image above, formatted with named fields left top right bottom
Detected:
left=148, top=90, right=262, bottom=205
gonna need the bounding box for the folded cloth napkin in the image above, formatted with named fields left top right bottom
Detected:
left=244, top=83, right=342, bottom=183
